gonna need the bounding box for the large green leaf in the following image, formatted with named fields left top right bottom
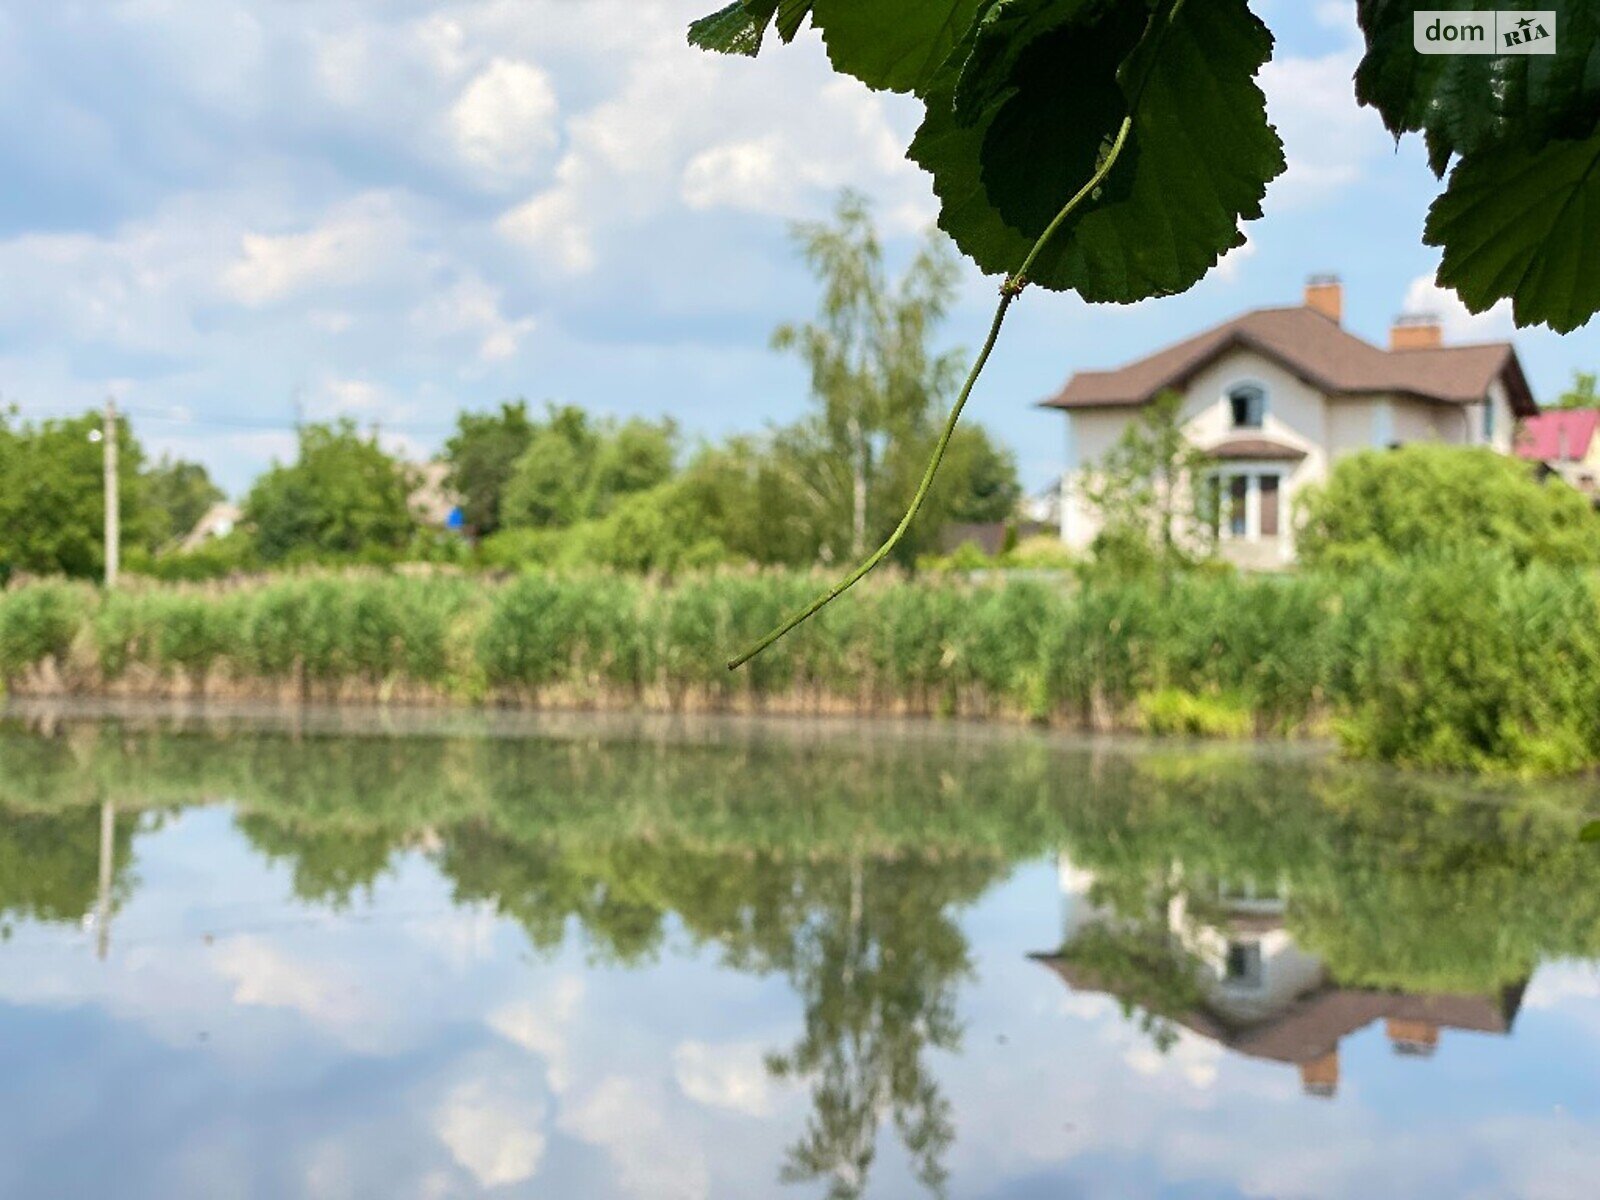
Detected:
left=1356, top=0, right=1600, bottom=176
left=910, top=0, right=1283, bottom=301
left=1425, top=126, right=1600, bottom=333
left=812, top=0, right=991, bottom=95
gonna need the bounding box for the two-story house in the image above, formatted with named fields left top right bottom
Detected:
left=1040, top=276, right=1538, bottom=567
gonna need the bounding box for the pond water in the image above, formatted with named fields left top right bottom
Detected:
left=1, top=701, right=1598, bottom=1200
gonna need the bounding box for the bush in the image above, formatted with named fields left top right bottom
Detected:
left=1336, top=552, right=1600, bottom=774
left=0, top=582, right=92, bottom=680
left=1135, top=689, right=1254, bottom=738
left=1297, top=444, right=1600, bottom=569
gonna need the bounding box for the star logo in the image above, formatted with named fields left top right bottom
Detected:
left=1517, top=16, right=1534, bottom=29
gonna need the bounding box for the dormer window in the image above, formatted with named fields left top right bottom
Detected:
left=1229, top=384, right=1266, bottom=429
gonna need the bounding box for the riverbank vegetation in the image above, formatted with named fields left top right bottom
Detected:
left=2, top=554, right=1596, bottom=774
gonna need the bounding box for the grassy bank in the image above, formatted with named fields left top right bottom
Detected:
left=1, top=556, right=1597, bottom=773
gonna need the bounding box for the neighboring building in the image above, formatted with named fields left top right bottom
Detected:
left=1034, top=853, right=1526, bottom=1100
left=179, top=502, right=242, bottom=552
left=408, top=461, right=466, bottom=532
left=1040, top=276, right=1538, bottom=567
left=1517, top=408, right=1600, bottom=503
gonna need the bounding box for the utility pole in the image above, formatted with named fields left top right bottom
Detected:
left=103, top=397, right=120, bottom=590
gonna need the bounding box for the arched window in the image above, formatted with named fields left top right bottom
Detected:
left=1228, top=384, right=1266, bottom=429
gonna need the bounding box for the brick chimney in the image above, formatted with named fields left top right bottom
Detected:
left=1386, top=1018, right=1439, bottom=1056
left=1304, top=274, right=1342, bottom=324
left=1299, top=1050, right=1340, bottom=1098
left=1390, top=313, right=1443, bottom=351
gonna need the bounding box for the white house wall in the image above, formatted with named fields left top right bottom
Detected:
left=1060, top=348, right=1325, bottom=557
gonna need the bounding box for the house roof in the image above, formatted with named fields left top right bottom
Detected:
left=1208, top=436, right=1308, bottom=461
left=1039, top=305, right=1537, bottom=416
left=1517, top=408, right=1599, bottom=462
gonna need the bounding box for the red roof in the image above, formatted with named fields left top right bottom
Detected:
left=1517, top=409, right=1599, bottom=462
left=1039, top=305, right=1537, bottom=416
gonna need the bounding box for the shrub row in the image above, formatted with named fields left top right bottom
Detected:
left=1, top=557, right=1597, bottom=773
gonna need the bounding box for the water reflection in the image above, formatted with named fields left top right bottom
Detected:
left=1036, top=852, right=1525, bottom=1099
left=0, top=706, right=1597, bottom=1198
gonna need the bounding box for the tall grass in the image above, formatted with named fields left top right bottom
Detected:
left=2, top=558, right=1597, bottom=773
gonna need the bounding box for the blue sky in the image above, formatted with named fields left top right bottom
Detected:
left=2, top=0, right=1596, bottom=495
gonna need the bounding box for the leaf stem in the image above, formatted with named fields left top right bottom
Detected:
left=727, top=114, right=1136, bottom=670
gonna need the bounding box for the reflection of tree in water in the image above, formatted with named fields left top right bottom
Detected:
left=439, top=823, right=995, bottom=1199
left=0, top=805, right=139, bottom=935
left=762, top=853, right=979, bottom=1200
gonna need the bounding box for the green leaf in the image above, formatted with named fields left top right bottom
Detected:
left=689, top=1, right=792, bottom=56
left=953, top=0, right=1109, bottom=123
left=1355, top=0, right=1600, bottom=176
left=1425, top=126, right=1600, bottom=333
left=812, top=0, right=991, bottom=95
left=1581, top=819, right=1600, bottom=843
left=910, top=0, right=1284, bottom=301
left=775, top=0, right=812, bottom=41
left=690, top=2, right=769, bottom=56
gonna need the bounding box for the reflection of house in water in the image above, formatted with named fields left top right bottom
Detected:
left=1033, top=855, right=1526, bottom=1099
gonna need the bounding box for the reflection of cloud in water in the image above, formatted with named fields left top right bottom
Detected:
left=1122, top=1031, right=1222, bottom=1089
left=562, top=1076, right=710, bottom=1200
left=433, top=1074, right=547, bottom=1189
left=673, top=1040, right=779, bottom=1117
left=212, top=935, right=367, bottom=1030
left=1525, top=961, right=1600, bottom=1010
left=486, top=975, right=586, bottom=1094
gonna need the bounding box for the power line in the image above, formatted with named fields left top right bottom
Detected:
left=3, top=401, right=458, bottom=435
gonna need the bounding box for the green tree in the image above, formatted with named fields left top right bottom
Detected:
left=907, top=424, right=1020, bottom=526
left=588, top=417, right=678, bottom=516
left=243, top=420, right=416, bottom=562
left=502, top=411, right=594, bottom=529
left=444, top=400, right=536, bottom=536
left=141, top=455, right=224, bottom=549
left=0, top=409, right=148, bottom=580
left=1552, top=370, right=1599, bottom=410
left=677, top=435, right=822, bottom=566
left=774, top=191, right=965, bottom=563
left=1296, top=443, right=1600, bottom=569
left=501, top=407, right=680, bottom=531
left=1083, top=390, right=1217, bottom=572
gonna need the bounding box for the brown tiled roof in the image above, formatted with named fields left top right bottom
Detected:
left=1208, top=437, right=1308, bottom=461
left=1039, top=306, right=1537, bottom=416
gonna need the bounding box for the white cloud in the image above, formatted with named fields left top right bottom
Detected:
left=1212, top=235, right=1257, bottom=283
left=497, top=170, right=596, bottom=275
left=221, top=194, right=410, bottom=306
left=410, top=276, right=536, bottom=364
left=1260, top=47, right=1389, bottom=209
left=434, top=1076, right=547, bottom=1189
left=1404, top=272, right=1515, bottom=341
left=449, top=58, right=560, bottom=185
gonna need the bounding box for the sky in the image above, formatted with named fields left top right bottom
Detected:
left=2, top=0, right=1597, bottom=496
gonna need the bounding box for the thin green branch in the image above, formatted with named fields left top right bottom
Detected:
left=727, top=114, right=1137, bottom=670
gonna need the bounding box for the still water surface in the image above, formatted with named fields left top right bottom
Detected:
left=2, top=702, right=1598, bottom=1199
